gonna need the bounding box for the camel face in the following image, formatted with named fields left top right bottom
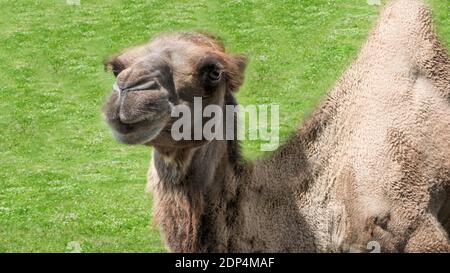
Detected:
left=102, top=32, right=246, bottom=147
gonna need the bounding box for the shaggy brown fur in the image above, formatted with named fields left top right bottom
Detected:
left=102, top=0, right=450, bottom=252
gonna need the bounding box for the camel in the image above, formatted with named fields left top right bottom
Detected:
left=102, top=0, right=450, bottom=252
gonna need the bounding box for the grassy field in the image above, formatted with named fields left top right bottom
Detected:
left=0, top=0, right=448, bottom=253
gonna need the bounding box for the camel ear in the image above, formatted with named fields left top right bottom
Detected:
left=227, top=54, right=248, bottom=92
left=104, top=55, right=125, bottom=77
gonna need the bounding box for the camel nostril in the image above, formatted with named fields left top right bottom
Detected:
left=117, top=76, right=159, bottom=90
left=125, top=80, right=159, bottom=92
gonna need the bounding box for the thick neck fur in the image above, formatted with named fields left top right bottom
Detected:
left=152, top=139, right=243, bottom=252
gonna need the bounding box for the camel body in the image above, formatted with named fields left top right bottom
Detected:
left=103, top=0, right=450, bottom=252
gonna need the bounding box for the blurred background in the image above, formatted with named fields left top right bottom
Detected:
left=0, top=0, right=448, bottom=252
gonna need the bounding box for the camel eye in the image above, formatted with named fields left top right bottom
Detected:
left=208, top=68, right=221, bottom=82
left=200, top=61, right=223, bottom=87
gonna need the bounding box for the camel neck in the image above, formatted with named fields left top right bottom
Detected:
left=151, top=138, right=246, bottom=252
left=150, top=91, right=326, bottom=252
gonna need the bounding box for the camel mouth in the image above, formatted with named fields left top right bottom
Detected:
left=106, top=109, right=172, bottom=145
left=111, top=116, right=170, bottom=145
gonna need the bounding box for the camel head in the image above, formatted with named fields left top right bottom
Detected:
left=102, top=32, right=247, bottom=148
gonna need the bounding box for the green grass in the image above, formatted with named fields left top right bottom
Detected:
left=0, top=0, right=448, bottom=253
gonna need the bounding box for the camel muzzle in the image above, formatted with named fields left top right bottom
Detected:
left=103, top=60, right=176, bottom=144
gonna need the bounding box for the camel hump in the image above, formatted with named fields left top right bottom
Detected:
left=374, top=0, right=432, bottom=47
left=351, top=0, right=450, bottom=99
